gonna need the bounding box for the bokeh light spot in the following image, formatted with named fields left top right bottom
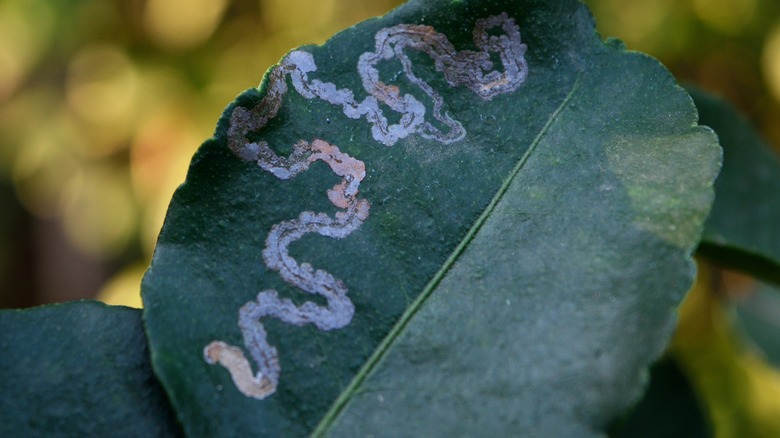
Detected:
left=66, top=45, right=138, bottom=127
left=144, top=0, right=229, bottom=50
left=693, top=0, right=756, bottom=34
left=61, top=165, right=138, bottom=256
left=96, top=263, right=146, bottom=308
left=263, top=0, right=337, bottom=41
left=0, top=0, right=54, bottom=100
left=130, top=106, right=204, bottom=253
left=589, top=0, right=671, bottom=48
left=763, top=24, right=780, bottom=102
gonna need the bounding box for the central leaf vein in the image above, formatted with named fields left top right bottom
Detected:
left=312, top=73, right=584, bottom=436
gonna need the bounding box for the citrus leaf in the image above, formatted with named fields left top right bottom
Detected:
left=692, top=88, right=780, bottom=285
left=735, top=283, right=780, bottom=368
left=0, top=301, right=182, bottom=437
left=610, top=358, right=712, bottom=438
left=141, top=0, right=720, bottom=435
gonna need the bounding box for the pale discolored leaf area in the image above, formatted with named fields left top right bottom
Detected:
left=611, top=89, right=780, bottom=438
left=0, top=301, right=183, bottom=438
left=141, top=0, right=721, bottom=436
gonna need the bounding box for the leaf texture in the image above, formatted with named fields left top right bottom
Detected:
left=141, top=0, right=721, bottom=435
left=0, top=301, right=182, bottom=438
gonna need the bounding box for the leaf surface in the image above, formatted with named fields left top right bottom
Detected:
left=0, top=301, right=182, bottom=437
left=692, top=88, right=780, bottom=284
left=141, top=0, right=720, bottom=435
left=735, top=283, right=780, bottom=367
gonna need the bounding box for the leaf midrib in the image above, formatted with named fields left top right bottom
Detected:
left=311, top=73, right=584, bottom=436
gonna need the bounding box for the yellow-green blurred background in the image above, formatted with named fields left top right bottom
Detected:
left=1, top=0, right=778, bottom=309
left=2, top=0, right=780, bottom=433
left=0, top=0, right=404, bottom=308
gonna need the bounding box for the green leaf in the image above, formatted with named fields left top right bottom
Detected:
left=0, top=301, right=182, bottom=437
left=609, top=358, right=712, bottom=438
left=735, top=282, right=780, bottom=369
left=691, top=88, right=780, bottom=285
left=142, top=0, right=720, bottom=435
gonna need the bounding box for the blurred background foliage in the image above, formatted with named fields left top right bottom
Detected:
left=0, top=0, right=404, bottom=308
left=1, top=0, right=780, bottom=434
